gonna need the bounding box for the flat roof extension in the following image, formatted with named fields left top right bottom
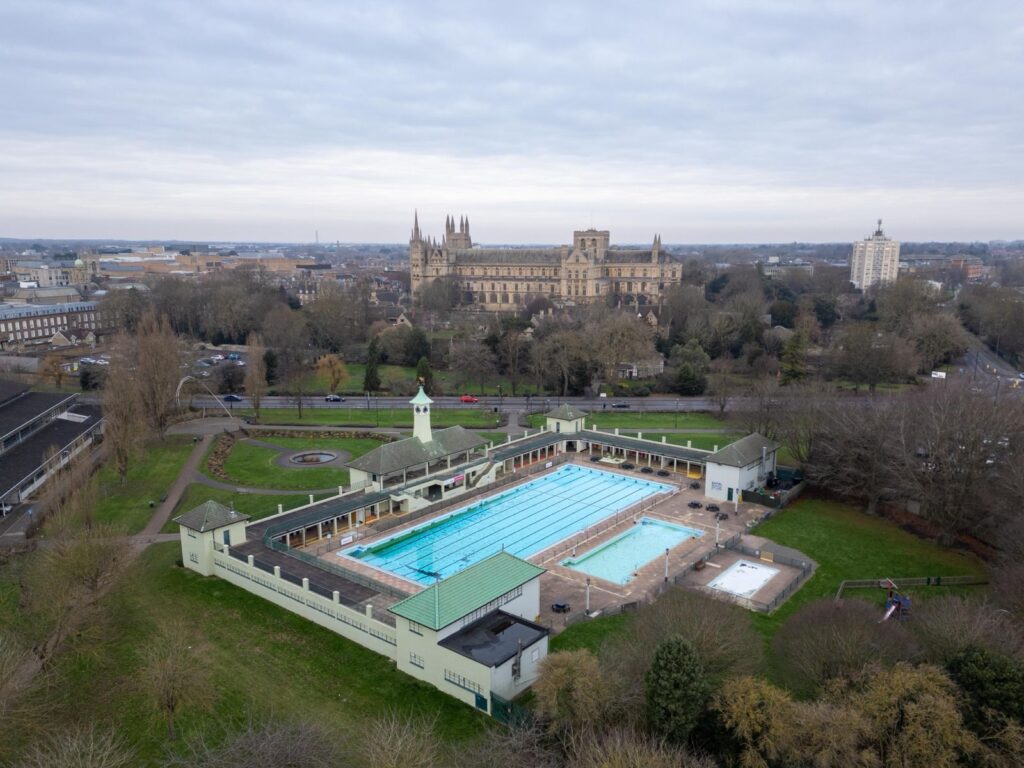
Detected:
left=439, top=610, right=548, bottom=667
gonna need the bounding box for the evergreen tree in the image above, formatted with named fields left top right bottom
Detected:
left=645, top=635, right=709, bottom=742
left=780, top=331, right=808, bottom=384
left=674, top=363, right=707, bottom=395
left=363, top=337, right=381, bottom=392
left=416, top=356, right=434, bottom=395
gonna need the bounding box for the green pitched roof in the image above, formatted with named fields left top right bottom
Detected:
left=409, top=386, right=433, bottom=405
left=388, top=552, right=545, bottom=630
left=346, top=426, right=485, bottom=476
left=707, top=432, right=780, bottom=468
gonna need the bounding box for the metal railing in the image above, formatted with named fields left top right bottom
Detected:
left=834, top=574, right=988, bottom=600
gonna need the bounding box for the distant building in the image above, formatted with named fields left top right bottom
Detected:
left=0, top=302, right=103, bottom=351
left=0, top=381, right=103, bottom=507
left=409, top=213, right=683, bottom=310
left=850, top=220, right=900, bottom=290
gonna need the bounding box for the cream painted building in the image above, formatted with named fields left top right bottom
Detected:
left=850, top=220, right=901, bottom=290
left=410, top=213, right=682, bottom=310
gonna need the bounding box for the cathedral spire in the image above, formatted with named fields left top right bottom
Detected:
left=411, top=210, right=421, bottom=242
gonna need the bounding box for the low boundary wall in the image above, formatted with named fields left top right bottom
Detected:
left=212, top=547, right=398, bottom=659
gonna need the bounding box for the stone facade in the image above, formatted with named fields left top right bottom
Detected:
left=409, top=213, right=683, bottom=310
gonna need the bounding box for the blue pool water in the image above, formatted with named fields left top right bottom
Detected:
left=342, top=464, right=672, bottom=584
left=561, top=518, right=703, bottom=585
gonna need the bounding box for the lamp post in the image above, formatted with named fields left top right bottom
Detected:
left=664, top=547, right=670, bottom=582
left=585, top=578, right=591, bottom=615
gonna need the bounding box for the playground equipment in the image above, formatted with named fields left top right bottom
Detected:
left=879, top=578, right=912, bottom=622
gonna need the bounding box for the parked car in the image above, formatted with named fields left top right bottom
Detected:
left=611, top=402, right=630, bottom=409
left=459, top=394, right=479, bottom=403
left=211, top=354, right=225, bottom=361
left=227, top=353, right=241, bottom=360
left=551, top=602, right=571, bottom=614
left=687, top=501, right=703, bottom=509
left=706, top=504, right=720, bottom=513
left=223, top=394, right=242, bottom=402
left=235, top=360, right=246, bottom=367
left=324, top=394, right=344, bottom=402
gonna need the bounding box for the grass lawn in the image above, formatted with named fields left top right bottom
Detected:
left=749, top=497, right=987, bottom=636
left=623, top=431, right=742, bottom=451
left=211, top=442, right=354, bottom=491
left=0, top=543, right=487, bottom=765
left=161, top=484, right=329, bottom=534
left=256, top=435, right=386, bottom=459
left=550, top=613, right=630, bottom=654
left=525, top=410, right=725, bottom=430
left=248, top=407, right=501, bottom=428
left=93, top=436, right=196, bottom=533
left=476, top=431, right=509, bottom=445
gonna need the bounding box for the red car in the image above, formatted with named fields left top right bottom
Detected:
left=459, top=394, right=479, bottom=403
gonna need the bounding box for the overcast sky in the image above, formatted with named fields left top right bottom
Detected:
left=1, top=0, right=1022, bottom=244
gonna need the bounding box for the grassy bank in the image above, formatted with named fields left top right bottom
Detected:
left=93, top=436, right=196, bottom=533
left=0, top=543, right=486, bottom=764
left=162, top=484, right=329, bottom=533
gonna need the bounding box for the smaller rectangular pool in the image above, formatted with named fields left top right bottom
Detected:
left=561, top=518, right=703, bottom=585
left=708, top=559, right=779, bottom=598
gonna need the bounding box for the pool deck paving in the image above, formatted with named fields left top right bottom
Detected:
left=294, top=456, right=777, bottom=631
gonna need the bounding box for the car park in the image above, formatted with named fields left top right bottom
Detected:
left=687, top=501, right=703, bottom=509
left=223, top=394, right=242, bottom=402
left=459, top=394, right=479, bottom=403
left=324, top=394, right=344, bottom=402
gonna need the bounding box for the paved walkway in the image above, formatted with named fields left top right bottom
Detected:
left=139, top=435, right=213, bottom=539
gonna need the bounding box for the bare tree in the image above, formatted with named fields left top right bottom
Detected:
left=164, top=714, right=340, bottom=768
left=243, top=333, right=267, bottom=422
left=315, top=353, right=349, bottom=394
left=456, top=722, right=561, bottom=768
left=449, top=339, right=498, bottom=394
left=134, top=311, right=184, bottom=435
left=567, top=728, right=714, bottom=768
left=13, top=725, right=136, bottom=768
left=910, top=596, right=1024, bottom=664
left=774, top=382, right=830, bottom=466
left=771, top=599, right=920, bottom=695
left=892, top=383, right=1024, bottom=542
left=709, top=360, right=734, bottom=419
left=102, top=334, right=146, bottom=485
left=139, top=626, right=214, bottom=741
left=533, top=649, right=612, bottom=734
left=361, top=711, right=439, bottom=768
left=737, top=378, right=781, bottom=439
left=20, top=524, right=131, bottom=669
left=805, top=397, right=901, bottom=515
left=498, top=329, right=528, bottom=396
left=601, top=588, right=762, bottom=721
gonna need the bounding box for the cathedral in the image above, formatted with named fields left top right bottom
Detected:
left=409, top=213, right=683, bottom=310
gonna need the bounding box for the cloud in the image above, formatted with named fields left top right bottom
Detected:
left=0, top=0, right=1021, bottom=241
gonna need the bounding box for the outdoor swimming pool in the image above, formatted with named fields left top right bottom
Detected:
left=708, top=559, right=779, bottom=598
left=561, top=517, right=703, bottom=585
left=342, top=464, right=672, bottom=584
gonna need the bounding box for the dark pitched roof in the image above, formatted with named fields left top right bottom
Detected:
left=0, top=406, right=102, bottom=499
left=346, top=426, right=485, bottom=476
left=707, top=433, right=780, bottom=468
left=173, top=501, right=250, bottom=532
left=545, top=404, right=588, bottom=421
left=0, top=392, right=77, bottom=443
left=0, top=379, right=29, bottom=408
